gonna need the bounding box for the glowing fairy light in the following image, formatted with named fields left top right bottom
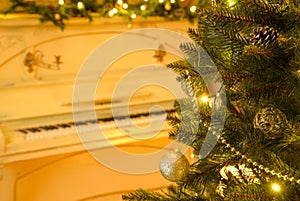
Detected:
left=77, top=1, right=84, bottom=10
left=200, top=95, right=209, bottom=103
left=122, top=3, right=128, bottom=9
left=108, top=8, right=118, bottom=17
left=58, top=0, right=64, bottom=5
left=159, top=0, right=164, bottom=3
left=140, top=5, right=146, bottom=10
left=131, top=13, right=137, bottom=19
left=117, top=0, right=123, bottom=5
left=170, top=0, right=175, bottom=3
left=272, top=183, right=281, bottom=192
left=190, top=5, right=197, bottom=12
left=227, top=0, right=236, bottom=7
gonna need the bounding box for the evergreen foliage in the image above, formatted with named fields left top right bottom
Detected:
left=123, top=0, right=300, bottom=200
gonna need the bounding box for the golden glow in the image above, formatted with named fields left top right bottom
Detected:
left=159, top=0, right=164, bottom=3
left=108, top=8, right=118, bottom=17
left=58, top=0, right=64, bottom=5
left=227, top=0, right=236, bottom=7
left=170, top=0, right=176, bottom=3
left=190, top=5, right=197, bottom=13
left=117, top=0, right=123, bottom=5
left=77, top=1, right=85, bottom=10
left=140, top=5, right=146, bottom=10
left=123, top=3, right=128, bottom=9
left=272, top=183, right=281, bottom=192
left=131, top=13, right=137, bottom=19
left=200, top=95, right=209, bottom=103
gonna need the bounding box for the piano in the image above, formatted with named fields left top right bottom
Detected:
left=0, top=16, right=192, bottom=201
left=0, top=66, right=184, bottom=200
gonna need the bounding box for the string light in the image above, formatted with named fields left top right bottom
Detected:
left=108, top=8, right=118, bottom=17
left=140, top=5, right=146, bottom=11
left=272, top=183, right=281, bottom=192
left=190, top=5, right=197, bottom=12
left=122, top=3, right=128, bottom=9
left=58, top=0, right=64, bottom=5
left=200, top=95, right=209, bottom=103
left=77, top=1, right=85, bottom=10
left=159, top=0, right=164, bottom=3
left=170, top=0, right=176, bottom=3
left=131, top=13, right=137, bottom=19
left=227, top=0, right=236, bottom=7
left=219, top=136, right=300, bottom=185
left=117, top=0, right=123, bottom=5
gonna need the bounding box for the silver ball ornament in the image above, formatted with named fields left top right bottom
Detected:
left=254, top=107, right=288, bottom=138
left=159, top=148, right=190, bottom=182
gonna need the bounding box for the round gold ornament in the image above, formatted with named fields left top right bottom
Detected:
left=254, top=107, right=288, bottom=138
left=159, top=148, right=190, bottom=182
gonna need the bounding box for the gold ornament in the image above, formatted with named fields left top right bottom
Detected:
left=254, top=107, right=288, bottom=138
left=159, top=148, right=190, bottom=182
left=174, top=8, right=185, bottom=18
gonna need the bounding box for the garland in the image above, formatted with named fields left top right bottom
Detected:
left=1, top=0, right=199, bottom=30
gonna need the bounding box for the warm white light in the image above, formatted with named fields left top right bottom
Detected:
left=108, top=8, right=118, bottom=17
left=131, top=13, right=137, bottom=19
left=117, top=0, right=123, bottom=5
left=140, top=5, right=146, bottom=10
left=108, top=11, right=114, bottom=17
left=170, top=0, right=176, bottom=3
left=190, top=5, right=197, bottom=12
left=159, top=0, right=164, bottom=3
left=58, top=0, right=64, bottom=5
left=228, top=0, right=236, bottom=6
left=272, top=183, right=281, bottom=192
left=112, top=8, right=118, bottom=13
left=123, top=3, right=128, bottom=9
left=201, top=95, right=209, bottom=103
left=77, top=1, right=85, bottom=10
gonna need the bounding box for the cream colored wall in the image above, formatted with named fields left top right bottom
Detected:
left=0, top=16, right=192, bottom=120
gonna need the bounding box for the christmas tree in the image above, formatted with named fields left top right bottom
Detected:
left=122, top=0, right=300, bottom=200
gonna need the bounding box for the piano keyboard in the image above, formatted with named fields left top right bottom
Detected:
left=0, top=99, right=175, bottom=143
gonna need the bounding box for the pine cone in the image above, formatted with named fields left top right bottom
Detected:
left=250, top=26, right=279, bottom=47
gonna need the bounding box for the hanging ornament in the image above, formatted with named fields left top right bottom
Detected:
left=159, top=148, right=190, bottom=182
left=174, top=8, right=186, bottom=18
left=254, top=107, right=288, bottom=138
left=250, top=26, right=279, bottom=47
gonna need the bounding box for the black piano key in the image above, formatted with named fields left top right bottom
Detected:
left=86, top=119, right=98, bottom=124
left=17, top=129, right=29, bottom=134
left=56, top=123, right=72, bottom=128
left=74, top=121, right=88, bottom=126
left=39, top=125, right=58, bottom=130
left=27, top=127, right=41, bottom=133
